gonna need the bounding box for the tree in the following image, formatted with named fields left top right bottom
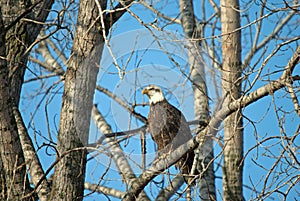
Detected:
left=180, top=0, right=215, bottom=200
left=0, top=0, right=299, bottom=201
left=0, top=1, right=53, bottom=200
left=220, top=0, right=243, bottom=200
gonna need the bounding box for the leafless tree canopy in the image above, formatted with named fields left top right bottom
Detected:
left=0, top=0, right=299, bottom=200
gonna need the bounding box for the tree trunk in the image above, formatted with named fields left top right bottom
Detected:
left=0, top=9, right=32, bottom=200
left=220, top=0, right=244, bottom=200
left=180, top=0, right=216, bottom=200
left=0, top=1, right=53, bottom=199
left=50, top=0, right=105, bottom=200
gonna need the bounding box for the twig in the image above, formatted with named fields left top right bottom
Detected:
left=96, top=85, right=147, bottom=123
left=121, top=46, right=300, bottom=200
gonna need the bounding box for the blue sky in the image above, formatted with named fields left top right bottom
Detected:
left=20, top=1, right=299, bottom=200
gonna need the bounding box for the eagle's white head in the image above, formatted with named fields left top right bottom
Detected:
left=142, top=85, right=165, bottom=105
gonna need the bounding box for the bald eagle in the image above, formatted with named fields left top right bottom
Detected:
left=142, top=85, right=196, bottom=184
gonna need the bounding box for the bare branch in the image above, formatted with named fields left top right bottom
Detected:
left=244, top=8, right=297, bottom=68
left=230, top=46, right=300, bottom=110
left=27, top=0, right=55, bottom=43
left=156, top=175, right=185, bottom=200
left=208, top=0, right=220, bottom=16
left=96, top=85, right=147, bottom=123
left=122, top=45, right=300, bottom=200
left=4, top=0, right=43, bottom=32
left=92, top=105, right=150, bottom=201
left=12, top=106, right=50, bottom=201
left=89, top=119, right=207, bottom=146
left=286, top=82, right=300, bottom=116
left=95, top=0, right=125, bottom=78
left=84, top=182, right=124, bottom=198
left=104, top=0, right=135, bottom=33
left=139, top=1, right=181, bottom=24
left=45, top=37, right=68, bottom=66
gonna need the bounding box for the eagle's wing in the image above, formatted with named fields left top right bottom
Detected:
left=148, top=100, right=196, bottom=184
left=165, top=103, right=196, bottom=184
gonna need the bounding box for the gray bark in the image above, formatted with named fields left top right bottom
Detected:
left=50, top=0, right=105, bottom=200
left=220, top=0, right=244, bottom=200
left=0, top=1, right=53, bottom=200
left=180, top=0, right=216, bottom=200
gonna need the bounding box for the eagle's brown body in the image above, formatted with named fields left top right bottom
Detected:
left=142, top=85, right=195, bottom=184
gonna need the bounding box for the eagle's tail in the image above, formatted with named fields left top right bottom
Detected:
left=176, top=151, right=198, bottom=185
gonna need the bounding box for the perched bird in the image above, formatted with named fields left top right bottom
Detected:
left=142, top=85, right=196, bottom=184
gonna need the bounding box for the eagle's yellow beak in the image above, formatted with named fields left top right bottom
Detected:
left=142, top=88, right=148, bottom=95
